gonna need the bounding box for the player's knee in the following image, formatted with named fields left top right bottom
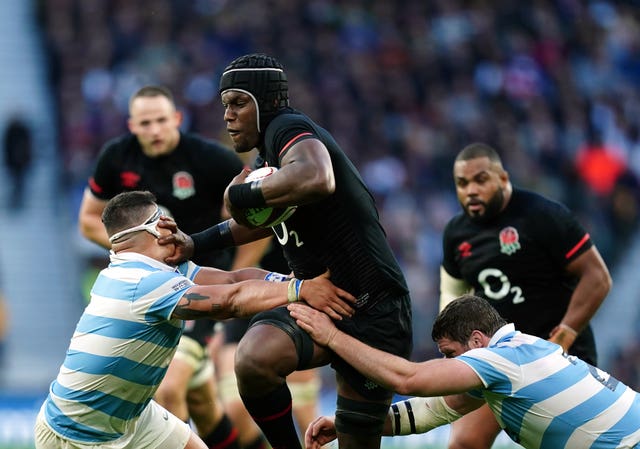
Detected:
left=334, top=395, right=388, bottom=436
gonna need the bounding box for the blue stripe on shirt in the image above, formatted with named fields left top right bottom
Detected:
left=75, top=314, right=179, bottom=347
left=590, top=391, right=640, bottom=448
left=45, top=398, right=121, bottom=442
left=63, top=350, right=168, bottom=386
left=51, top=382, right=146, bottom=421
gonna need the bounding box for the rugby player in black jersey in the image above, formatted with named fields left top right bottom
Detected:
left=160, top=54, right=413, bottom=449
left=439, top=142, right=612, bottom=449
left=78, top=85, right=269, bottom=449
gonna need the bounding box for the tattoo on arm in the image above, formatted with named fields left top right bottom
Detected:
left=173, top=292, right=222, bottom=319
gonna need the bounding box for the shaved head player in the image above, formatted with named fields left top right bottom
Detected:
left=439, top=142, right=612, bottom=449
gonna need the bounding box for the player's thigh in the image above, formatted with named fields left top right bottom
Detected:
left=448, top=403, right=501, bottom=449
left=237, top=307, right=331, bottom=375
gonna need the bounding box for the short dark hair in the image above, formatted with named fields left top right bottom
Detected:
left=431, top=295, right=507, bottom=343
left=102, top=191, right=157, bottom=236
left=455, top=142, right=503, bottom=165
left=129, top=85, right=175, bottom=109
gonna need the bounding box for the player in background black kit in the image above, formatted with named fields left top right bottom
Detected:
left=77, top=85, right=266, bottom=449
left=439, top=142, right=612, bottom=449
left=160, top=53, right=413, bottom=449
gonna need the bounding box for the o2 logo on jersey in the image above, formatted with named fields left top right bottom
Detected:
left=273, top=222, right=304, bottom=247
left=477, top=268, right=525, bottom=304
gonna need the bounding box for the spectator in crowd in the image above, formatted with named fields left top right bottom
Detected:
left=3, top=114, right=32, bottom=210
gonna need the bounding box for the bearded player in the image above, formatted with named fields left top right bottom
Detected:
left=439, top=142, right=612, bottom=449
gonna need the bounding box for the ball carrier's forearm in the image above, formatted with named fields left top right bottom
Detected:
left=191, top=219, right=272, bottom=256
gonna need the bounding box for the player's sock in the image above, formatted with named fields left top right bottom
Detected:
left=202, top=414, right=241, bottom=449
left=243, top=435, right=269, bottom=449
left=241, top=383, right=301, bottom=449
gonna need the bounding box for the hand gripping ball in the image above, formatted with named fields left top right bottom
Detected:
left=243, top=166, right=296, bottom=228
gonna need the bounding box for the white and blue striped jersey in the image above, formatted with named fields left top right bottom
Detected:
left=42, top=252, right=200, bottom=443
left=458, top=324, right=640, bottom=449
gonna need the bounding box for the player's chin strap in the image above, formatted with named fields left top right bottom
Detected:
left=389, top=396, right=462, bottom=435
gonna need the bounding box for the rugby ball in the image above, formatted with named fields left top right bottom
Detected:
left=243, top=167, right=296, bottom=228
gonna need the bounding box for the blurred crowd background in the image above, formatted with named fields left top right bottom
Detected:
left=3, top=0, right=640, bottom=408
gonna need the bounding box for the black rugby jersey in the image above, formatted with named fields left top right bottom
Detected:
left=89, top=132, right=244, bottom=344
left=260, top=111, right=409, bottom=310
left=442, top=188, right=597, bottom=360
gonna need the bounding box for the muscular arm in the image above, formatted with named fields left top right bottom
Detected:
left=192, top=265, right=274, bottom=285
left=171, top=280, right=290, bottom=320
left=78, top=188, right=110, bottom=249
left=172, top=272, right=355, bottom=321
left=549, top=246, right=612, bottom=350
left=224, top=138, right=335, bottom=211
left=163, top=139, right=335, bottom=261
left=262, top=138, right=335, bottom=206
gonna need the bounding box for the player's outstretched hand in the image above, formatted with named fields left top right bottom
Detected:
left=288, top=302, right=339, bottom=346
left=157, top=216, right=194, bottom=265
left=304, top=415, right=337, bottom=449
left=298, top=270, right=355, bottom=320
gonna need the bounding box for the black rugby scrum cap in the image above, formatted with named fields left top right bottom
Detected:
left=219, top=53, right=289, bottom=132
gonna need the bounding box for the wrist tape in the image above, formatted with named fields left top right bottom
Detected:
left=264, top=272, right=291, bottom=282
left=228, top=180, right=266, bottom=208
left=191, top=220, right=234, bottom=256
left=389, top=396, right=462, bottom=435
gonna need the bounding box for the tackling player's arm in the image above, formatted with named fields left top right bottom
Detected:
left=78, top=188, right=110, bottom=249
left=171, top=271, right=356, bottom=321
left=439, top=266, right=472, bottom=311
left=288, top=303, right=484, bottom=397
left=549, top=246, right=611, bottom=351
left=305, top=392, right=484, bottom=449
